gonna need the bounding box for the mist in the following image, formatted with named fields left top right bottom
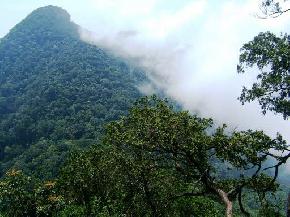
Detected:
left=1, top=0, right=289, bottom=140
left=72, top=0, right=290, bottom=143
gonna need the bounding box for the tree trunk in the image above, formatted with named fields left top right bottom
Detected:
left=217, top=189, right=233, bottom=217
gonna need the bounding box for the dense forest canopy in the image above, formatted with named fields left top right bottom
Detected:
left=1, top=96, right=289, bottom=216
left=0, top=4, right=290, bottom=217
left=0, top=5, right=147, bottom=178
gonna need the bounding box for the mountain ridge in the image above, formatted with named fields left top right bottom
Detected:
left=4, top=5, right=78, bottom=42
left=0, top=5, right=147, bottom=178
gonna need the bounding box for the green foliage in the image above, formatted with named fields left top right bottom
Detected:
left=59, top=147, right=119, bottom=213
left=35, top=180, right=65, bottom=216
left=58, top=205, right=86, bottom=217
left=101, top=96, right=288, bottom=216
left=0, top=6, right=145, bottom=178
left=0, top=169, right=36, bottom=216
left=1, top=4, right=289, bottom=217
left=0, top=96, right=288, bottom=216
left=55, top=96, right=288, bottom=216
left=173, top=196, right=224, bottom=217
left=238, top=31, right=290, bottom=119
left=0, top=169, right=65, bottom=217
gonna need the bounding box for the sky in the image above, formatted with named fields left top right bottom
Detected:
left=1, top=0, right=290, bottom=143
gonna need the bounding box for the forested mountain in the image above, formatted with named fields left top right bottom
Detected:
left=1, top=5, right=289, bottom=217
left=0, top=5, right=146, bottom=178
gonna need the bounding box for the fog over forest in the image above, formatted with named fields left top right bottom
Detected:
left=1, top=1, right=290, bottom=216
left=2, top=0, right=290, bottom=142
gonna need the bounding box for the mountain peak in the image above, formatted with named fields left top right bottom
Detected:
left=4, top=5, right=79, bottom=41
left=0, top=4, right=145, bottom=179
left=29, top=5, right=71, bottom=22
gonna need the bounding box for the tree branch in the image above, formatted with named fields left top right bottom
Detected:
left=238, top=189, right=250, bottom=217
left=256, top=8, right=290, bottom=19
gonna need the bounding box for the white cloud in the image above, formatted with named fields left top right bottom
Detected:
left=142, top=0, right=207, bottom=38
left=89, top=0, right=157, bottom=17
left=80, top=0, right=290, bottom=144
left=2, top=0, right=290, bottom=143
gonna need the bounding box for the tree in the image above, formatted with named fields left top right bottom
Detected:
left=237, top=31, right=290, bottom=119
left=58, top=147, right=126, bottom=216
left=102, top=96, right=289, bottom=217
left=238, top=1, right=290, bottom=119
left=58, top=97, right=225, bottom=216
left=0, top=5, right=145, bottom=178
left=0, top=169, right=37, bottom=216
left=0, top=169, right=63, bottom=216
left=257, top=0, right=290, bottom=18
left=1, top=97, right=288, bottom=216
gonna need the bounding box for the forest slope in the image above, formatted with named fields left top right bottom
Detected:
left=0, top=5, right=146, bottom=178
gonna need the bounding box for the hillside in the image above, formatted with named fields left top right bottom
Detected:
left=0, top=5, right=146, bottom=178
left=1, top=4, right=289, bottom=217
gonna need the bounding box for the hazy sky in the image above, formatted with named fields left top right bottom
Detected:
left=2, top=0, right=290, bottom=142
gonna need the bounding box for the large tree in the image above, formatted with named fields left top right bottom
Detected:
left=238, top=31, right=290, bottom=119
left=1, top=96, right=289, bottom=216
left=102, top=96, right=289, bottom=217
left=237, top=1, right=290, bottom=119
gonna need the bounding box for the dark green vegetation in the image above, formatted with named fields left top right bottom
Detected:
left=0, top=96, right=289, bottom=216
left=238, top=32, right=290, bottom=119
left=0, top=4, right=290, bottom=217
left=0, top=6, right=145, bottom=178
left=238, top=0, right=290, bottom=119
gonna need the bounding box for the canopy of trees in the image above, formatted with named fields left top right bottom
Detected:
left=0, top=4, right=289, bottom=217
left=1, top=96, right=288, bottom=216
left=0, top=6, right=146, bottom=178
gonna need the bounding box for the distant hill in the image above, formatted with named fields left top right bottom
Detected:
left=0, top=5, right=147, bottom=178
